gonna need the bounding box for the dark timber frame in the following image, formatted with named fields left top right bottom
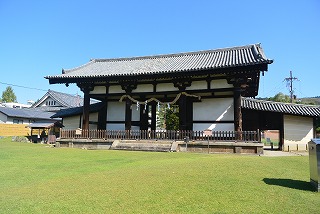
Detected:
left=46, top=44, right=273, bottom=133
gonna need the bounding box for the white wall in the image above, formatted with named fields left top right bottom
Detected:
left=193, top=98, right=234, bottom=131
left=107, top=101, right=125, bottom=121
left=193, top=123, right=234, bottom=132
left=63, top=115, right=81, bottom=129
left=157, top=83, right=178, bottom=92
left=108, top=85, right=123, bottom=94
left=132, top=106, right=140, bottom=121
left=107, top=124, right=125, bottom=130
left=193, top=98, right=234, bottom=120
left=211, top=79, right=233, bottom=89
left=187, top=80, right=207, bottom=90
left=133, top=84, right=153, bottom=93
left=90, top=86, right=106, bottom=94
left=284, top=115, right=314, bottom=151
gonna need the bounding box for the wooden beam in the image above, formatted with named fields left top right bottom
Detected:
left=233, top=88, right=242, bottom=133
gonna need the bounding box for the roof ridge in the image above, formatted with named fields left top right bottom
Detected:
left=91, top=44, right=260, bottom=63
left=61, top=61, right=95, bottom=74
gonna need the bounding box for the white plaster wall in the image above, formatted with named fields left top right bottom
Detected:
left=157, top=83, right=178, bottom=92
left=211, top=79, right=233, bottom=89
left=107, top=101, right=125, bottom=121
left=90, top=86, right=106, bottom=94
left=109, top=85, right=123, bottom=94
left=89, top=124, right=97, bottom=130
left=187, top=80, right=207, bottom=90
left=132, top=107, right=140, bottom=121
left=107, top=124, right=125, bottom=130
left=214, top=91, right=233, bottom=96
left=90, top=112, right=99, bottom=122
left=193, top=123, right=234, bottom=132
left=63, top=116, right=81, bottom=129
left=284, top=115, right=314, bottom=151
left=193, top=98, right=234, bottom=121
left=133, top=84, right=153, bottom=93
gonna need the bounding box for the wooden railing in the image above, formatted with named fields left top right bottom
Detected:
left=60, top=130, right=260, bottom=142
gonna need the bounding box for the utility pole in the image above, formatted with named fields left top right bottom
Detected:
left=284, top=71, right=298, bottom=103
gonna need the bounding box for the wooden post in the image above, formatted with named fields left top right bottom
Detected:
left=97, top=99, right=107, bottom=130
left=179, top=93, right=187, bottom=130
left=97, top=85, right=109, bottom=130
left=234, top=88, right=242, bottom=139
left=151, top=102, right=156, bottom=130
left=82, top=87, right=91, bottom=130
left=125, top=98, right=132, bottom=130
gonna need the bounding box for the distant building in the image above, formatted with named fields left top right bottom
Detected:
left=31, top=90, right=85, bottom=112
left=0, top=102, right=32, bottom=108
left=0, top=107, right=57, bottom=124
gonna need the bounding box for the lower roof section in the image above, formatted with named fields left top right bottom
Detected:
left=242, top=98, right=320, bottom=117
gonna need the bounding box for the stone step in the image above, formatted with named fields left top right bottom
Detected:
left=110, top=140, right=174, bottom=152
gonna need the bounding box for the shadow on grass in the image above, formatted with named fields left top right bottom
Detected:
left=263, top=178, right=315, bottom=192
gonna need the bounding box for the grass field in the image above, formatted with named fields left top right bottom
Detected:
left=1, top=137, right=319, bottom=213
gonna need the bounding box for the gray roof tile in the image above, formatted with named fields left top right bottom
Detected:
left=46, top=44, right=273, bottom=80
left=0, top=107, right=56, bottom=120
left=242, top=98, right=320, bottom=117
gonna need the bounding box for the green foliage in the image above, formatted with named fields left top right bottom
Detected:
left=1, top=138, right=320, bottom=213
left=1, top=86, right=17, bottom=103
left=267, top=92, right=317, bottom=105
left=157, top=105, right=179, bottom=130
left=267, top=92, right=291, bottom=103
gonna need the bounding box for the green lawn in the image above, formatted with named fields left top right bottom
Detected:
left=0, top=137, right=319, bottom=213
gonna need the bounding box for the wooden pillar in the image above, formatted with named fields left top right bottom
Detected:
left=82, top=87, right=91, bottom=130
left=125, top=98, right=132, bottom=130
left=279, top=113, right=284, bottom=151
left=151, top=102, right=156, bottom=130
left=179, top=94, right=187, bottom=130
left=186, top=97, right=193, bottom=130
left=121, top=81, right=137, bottom=131
left=78, top=83, right=94, bottom=130
left=97, top=99, right=107, bottom=130
left=234, top=88, right=242, bottom=132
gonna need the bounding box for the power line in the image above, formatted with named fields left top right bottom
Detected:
left=0, top=81, right=47, bottom=92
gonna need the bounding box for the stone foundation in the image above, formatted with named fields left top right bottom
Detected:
left=56, top=139, right=263, bottom=154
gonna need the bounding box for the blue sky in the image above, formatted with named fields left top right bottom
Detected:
left=0, top=0, right=319, bottom=104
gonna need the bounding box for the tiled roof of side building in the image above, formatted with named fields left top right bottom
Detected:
left=47, top=90, right=84, bottom=107
left=31, top=90, right=97, bottom=109
left=242, top=98, right=320, bottom=117
left=51, top=102, right=104, bottom=118
left=0, top=107, right=56, bottom=120
left=46, top=44, right=273, bottom=80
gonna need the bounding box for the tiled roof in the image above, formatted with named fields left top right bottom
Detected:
left=51, top=102, right=104, bottom=118
left=46, top=44, right=272, bottom=80
left=26, top=122, right=64, bottom=128
left=46, top=90, right=84, bottom=107
left=31, top=90, right=84, bottom=109
left=0, top=107, right=56, bottom=120
left=242, top=98, right=320, bottom=117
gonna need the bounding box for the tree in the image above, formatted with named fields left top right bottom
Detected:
left=157, top=105, right=179, bottom=130
left=267, top=92, right=291, bottom=103
left=1, top=86, right=17, bottom=103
